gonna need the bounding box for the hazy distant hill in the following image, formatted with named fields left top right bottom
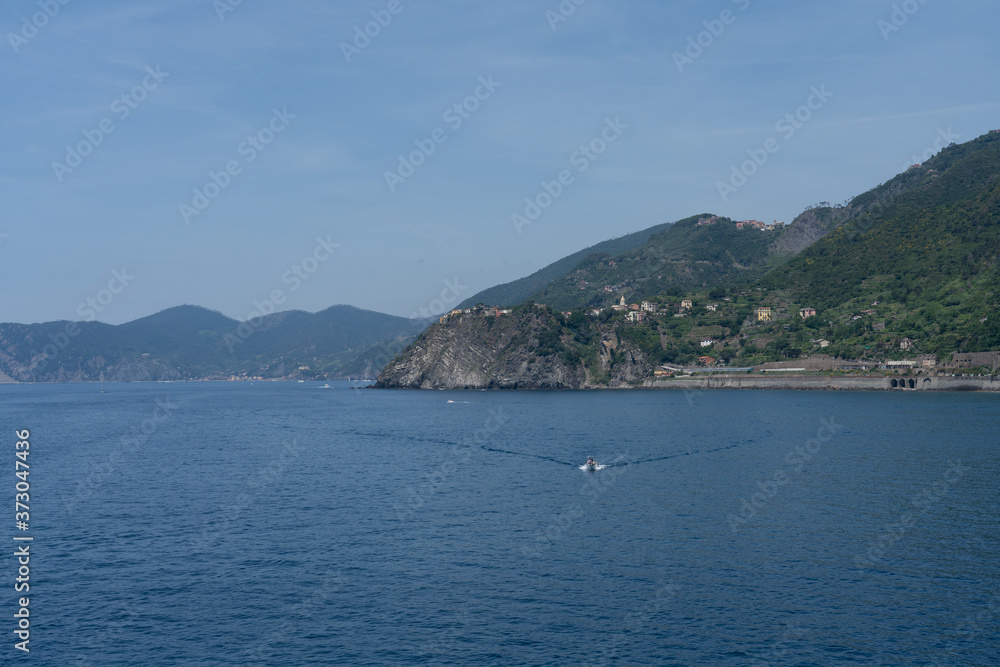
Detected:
left=0, top=304, right=419, bottom=382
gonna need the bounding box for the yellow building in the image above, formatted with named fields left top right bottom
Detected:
left=756, top=307, right=772, bottom=322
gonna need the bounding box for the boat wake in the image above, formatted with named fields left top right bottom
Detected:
left=478, top=441, right=748, bottom=470
left=480, top=446, right=577, bottom=467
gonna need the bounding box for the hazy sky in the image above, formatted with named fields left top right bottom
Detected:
left=2, top=0, right=998, bottom=324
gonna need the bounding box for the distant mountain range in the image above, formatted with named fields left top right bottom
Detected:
left=0, top=305, right=422, bottom=383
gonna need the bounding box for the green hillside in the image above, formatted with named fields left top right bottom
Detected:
left=508, top=131, right=1000, bottom=364
left=456, top=220, right=674, bottom=309
left=388, top=131, right=1000, bottom=379
left=760, top=130, right=1000, bottom=358
left=527, top=214, right=793, bottom=310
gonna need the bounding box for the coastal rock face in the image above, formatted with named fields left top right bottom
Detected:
left=376, top=308, right=646, bottom=389
left=603, top=334, right=650, bottom=386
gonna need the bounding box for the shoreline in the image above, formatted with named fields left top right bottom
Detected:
left=5, top=375, right=999, bottom=392
left=641, top=374, right=1000, bottom=392
left=372, top=374, right=1000, bottom=391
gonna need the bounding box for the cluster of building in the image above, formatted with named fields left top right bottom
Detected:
left=585, top=296, right=717, bottom=324
left=438, top=304, right=512, bottom=324
left=737, top=220, right=785, bottom=231
left=695, top=216, right=786, bottom=231
left=754, top=306, right=818, bottom=322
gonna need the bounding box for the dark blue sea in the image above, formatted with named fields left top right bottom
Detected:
left=2, top=382, right=998, bottom=666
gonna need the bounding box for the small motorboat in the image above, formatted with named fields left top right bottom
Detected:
left=585, top=457, right=598, bottom=471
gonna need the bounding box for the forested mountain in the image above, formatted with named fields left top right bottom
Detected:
left=762, top=130, right=1000, bottom=356
left=525, top=214, right=791, bottom=311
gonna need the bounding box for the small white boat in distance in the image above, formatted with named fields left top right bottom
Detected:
left=584, top=457, right=598, bottom=471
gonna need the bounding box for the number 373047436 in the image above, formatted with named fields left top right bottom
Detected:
left=16, top=429, right=30, bottom=503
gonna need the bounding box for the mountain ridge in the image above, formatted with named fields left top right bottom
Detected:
left=0, top=304, right=420, bottom=383
left=457, top=220, right=675, bottom=309
left=378, top=130, right=1000, bottom=388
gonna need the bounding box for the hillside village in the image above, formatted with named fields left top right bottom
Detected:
left=436, top=296, right=999, bottom=379
left=383, top=132, right=1000, bottom=390
left=696, top=215, right=786, bottom=231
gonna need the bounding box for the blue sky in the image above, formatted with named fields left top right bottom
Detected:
left=2, top=0, right=998, bottom=325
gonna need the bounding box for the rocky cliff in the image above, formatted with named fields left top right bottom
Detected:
left=375, top=306, right=651, bottom=389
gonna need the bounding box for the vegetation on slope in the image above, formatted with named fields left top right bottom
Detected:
left=456, top=220, right=674, bottom=309
left=393, top=132, right=1000, bottom=383
left=527, top=214, right=794, bottom=311
left=762, top=131, right=1000, bottom=357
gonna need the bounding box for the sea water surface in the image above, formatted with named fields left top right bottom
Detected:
left=2, top=382, right=998, bottom=665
